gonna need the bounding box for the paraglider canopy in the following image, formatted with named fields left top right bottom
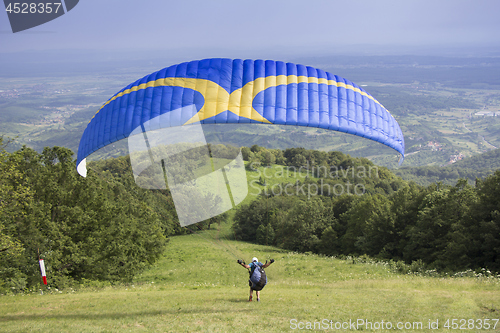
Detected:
left=76, top=58, right=405, bottom=226
left=76, top=58, right=404, bottom=177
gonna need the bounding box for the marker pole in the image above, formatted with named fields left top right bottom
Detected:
left=39, top=259, right=47, bottom=285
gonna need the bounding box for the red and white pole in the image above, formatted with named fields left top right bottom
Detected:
left=39, top=259, right=47, bottom=285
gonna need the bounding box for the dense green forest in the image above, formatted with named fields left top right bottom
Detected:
left=1, top=139, right=499, bottom=294
left=0, top=137, right=190, bottom=293
left=234, top=145, right=500, bottom=273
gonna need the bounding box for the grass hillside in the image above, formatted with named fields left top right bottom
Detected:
left=1, top=227, right=499, bottom=332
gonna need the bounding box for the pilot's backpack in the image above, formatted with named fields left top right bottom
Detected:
left=249, top=263, right=267, bottom=291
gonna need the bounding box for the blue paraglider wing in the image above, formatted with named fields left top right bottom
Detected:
left=76, top=58, right=404, bottom=176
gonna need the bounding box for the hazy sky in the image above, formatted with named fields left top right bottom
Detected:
left=1, top=0, right=500, bottom=57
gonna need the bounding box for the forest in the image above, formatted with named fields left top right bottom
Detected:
left=0, top=137, right=187, bottom=293
left=1, top=138, right=499, bottom=294
left=237, top=145, right=500, bottom=273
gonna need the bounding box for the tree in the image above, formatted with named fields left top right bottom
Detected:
left=0, top=141, right=33, bottom=292
left=256, top=223, right=275, bottom=245
left=261, top=150, right=276, bottom=167
left=472, top=171, right=500, bottom=271
left=387, top=183, right=424, bottom=259
left=274, top=197, right=330, bottom=253
left=319, top=225, right=339, bottom=256
left=241, top=147, right=254, bottom=161
left=403, top=186, right=452, bottom=267
left=0, top=145, right=172, bottom=290
left=290, top=154, right=307, bottom=168
left=340, top=194, right=395, bottom=256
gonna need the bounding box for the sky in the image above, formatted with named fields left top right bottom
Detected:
left=1, top=0, right=500, bottom=58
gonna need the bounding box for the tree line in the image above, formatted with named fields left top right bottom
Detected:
left=234, top=145, right=500, bottom=273
left=0, top=137, right=231, bottom=293
left=2, top=139, right=498, bottom=293
left=0, top=138, right=191, bottom=293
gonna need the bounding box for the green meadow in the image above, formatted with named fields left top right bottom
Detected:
left=1, top=229, right=499, bottom=332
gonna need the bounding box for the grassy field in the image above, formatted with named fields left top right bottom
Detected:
left=1, top=228, right=499, bottom=332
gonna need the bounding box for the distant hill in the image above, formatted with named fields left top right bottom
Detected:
left=394, top=148, right=500, bottom=186
left=2, top=54, right=500, bottom=169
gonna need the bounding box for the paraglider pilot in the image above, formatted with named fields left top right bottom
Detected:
left=237, top=257, right=274, bottom=302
